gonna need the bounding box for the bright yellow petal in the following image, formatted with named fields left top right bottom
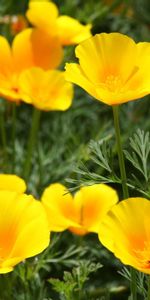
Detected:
left=0, top=191, right=49, bottom=272
left=41, top=183, right=79, bottom=231
left=12, top=28, right=63, bottom=71
left=0, top=174, right=26, bottom=193
left=0, top=36, right=20, bottom=101
left=65, top=63, right=98, bottom=100
left=56, top=16, right=92, bottom=45
left=73, top=184, right=118, bottom=233
left=26, top=1, right=58, bottom=33
left=75, top=33, right=136, bottom=84
left=0, top=266, right=13, bottom=274
left=19, top=68, right=73, bottom=111
left=99, top=197, right=150, bottom=274
left=0, top=36, right=13, bottom=75
left=10, top=195, right=50, bottom=258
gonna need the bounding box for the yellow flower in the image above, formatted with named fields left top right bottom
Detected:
left=19, top=68, right=73, bottom=111
left=0, top=190, right=49, bottom=273
left=98, top=197, right=150, bottom=274
left=65, top=32, right=150, bottom=105
left=0, top=28, right=62, bottom=102
left=41, top=183, right=118, bottom=235
left=26, top=0, right=92, bottom=45
left=0, top=174, right=26, bottom=193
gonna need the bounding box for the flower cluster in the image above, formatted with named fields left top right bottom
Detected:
left=0, top=0, right=92, bottom=111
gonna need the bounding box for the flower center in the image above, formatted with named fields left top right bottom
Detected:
left=133, top=242, right=150, bottom=269
left=104, top=75, right=122, bottom=92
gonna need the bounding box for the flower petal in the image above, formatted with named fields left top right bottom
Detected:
left=12, top=28, right=63, bottom=71
left=73, top=184, right=118, bottom=233
left=19, top=68, right=73, bottom=111
left=56, top=16, right=92, bottom=45
left=0, top=191, right=49, bottom=272
left=26, top=0, right=58, bottom=32
left=0, top=174, right=26, bottom=193
left=99, top=197, right=150, bottom=273
left=41, top=183, right=79, bottom=231
left=65, top=63, right=98, bottom=100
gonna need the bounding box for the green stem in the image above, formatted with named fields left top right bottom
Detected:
left=147, top=276, right=150, bottom=300
left=0, top=111, right=8, bottom=169
left=130, top=267, right=137, bottom=300
left=11, top=103, right=16, bottom=172
left=23, top=107, right=41, bottom=181
left=112, top=105, right=129, bottom=199
left=112, top=105, right=137, bottom=300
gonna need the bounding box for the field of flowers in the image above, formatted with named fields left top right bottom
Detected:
left=0, top=0, right=150, bottom=299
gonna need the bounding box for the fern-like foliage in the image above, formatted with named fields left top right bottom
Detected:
left=49, top=261, right=102, bottom=300
left=67, top=136, right=120, bottom=191
left=124, top=129, right=150, bottom=197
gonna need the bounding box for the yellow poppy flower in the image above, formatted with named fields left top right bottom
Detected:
left=0, top=190, right=49, bottom=273
left=26, top=0, right=92, bottom=45
left=0, top=28, right=62, bottom=102
left=41, top=183, right=118, bottom=235
left=0, top=174, right=26, bottom=193
left=65, top=32, right=150, bottom=105
left=98, top=197, right=150, bottom=274
left=19, top=68, right=73, bottom=111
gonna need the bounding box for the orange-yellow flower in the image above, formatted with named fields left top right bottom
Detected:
left=0, top=190, right=49, bottom=273
left=26, top=0, right=92, bottom=45
left=65, top=32, right=150, bottom=105
left=0, top=28, right=62, bottom=102
left=98, top=197, right=150, bottom=274
left=41, top=183, right=118, bottom=235
left=0, top=174, right=26, bottom=193
left=19, top=68, right=73, bottom=111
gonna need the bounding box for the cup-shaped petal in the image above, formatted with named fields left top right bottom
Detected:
left=41, top=183, right=80, bottom=231
left=19, top=68, right=73, bottom=111
left=65, top=33, right=150, bottom=105
left=0, top=174, right=26, bottom=193
left=69, top=184, right=118, bottom=235
left=56, top=16, right=92, bottom=45
left=12, top=28, right=63, bottom=72
left=0, top=36, right=19, bottom=101
left=98, top=197, right=150, bottom=274
left=0, top=191, right=49, bottom=273
left=26, top=0, right=58, bottom=32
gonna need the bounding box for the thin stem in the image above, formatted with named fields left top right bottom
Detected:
left=23, top=107, right=41, bottom=182
left=0, top=111, right=8, bottom=169
left=147, top=276, right=150, bottom=300
left=11, top=103, right=16, bottom=172
left=130, top=267, right=137, bottom=300
left=112, top=105, right=129, bottom=199
left=112, top=105, right=137, bottom=300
